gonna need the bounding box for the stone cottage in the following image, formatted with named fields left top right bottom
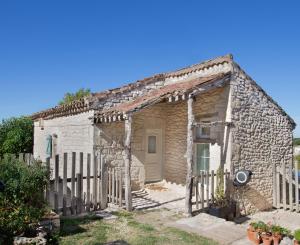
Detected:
left=32, top=54, right=295, bottom=214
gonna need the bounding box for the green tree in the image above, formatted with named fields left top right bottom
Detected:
left=294, top=138, right=300, bottom=146
left=0, top=117, right=33, bottom=156
left=59, top=88, right=91, bottom=105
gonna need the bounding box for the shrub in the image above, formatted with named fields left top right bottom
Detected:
left=295, top=229, right=300, bottom=242
left=0, top=155, right=49, bottom=240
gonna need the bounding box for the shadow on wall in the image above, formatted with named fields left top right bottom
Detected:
left=234, top=185, right=272, bottom=215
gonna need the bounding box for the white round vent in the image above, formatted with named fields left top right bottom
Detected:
left=233, top=170, right=252, bottom=186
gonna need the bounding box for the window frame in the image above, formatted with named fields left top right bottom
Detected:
left=194, top=143, right=210, bottom=174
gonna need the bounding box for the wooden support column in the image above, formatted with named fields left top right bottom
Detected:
left=185, top=95, right=194, bottom=216
left=124, top=114, right=133, bottom=211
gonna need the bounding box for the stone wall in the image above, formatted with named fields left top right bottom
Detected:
left=230, top=64, right=294, bottom=214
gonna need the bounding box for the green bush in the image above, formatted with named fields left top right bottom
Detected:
left=295, top=229, right=300, bottom=242
left=0, top=117, right=33, bottom=157
left=0, top=155, right=49, bottom=240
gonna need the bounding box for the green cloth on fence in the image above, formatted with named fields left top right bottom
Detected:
left=46, top=135, right=52, bottom=158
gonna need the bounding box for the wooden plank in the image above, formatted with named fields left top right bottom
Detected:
left=119, top=170, right=122, bottom=207
left=19, top=153, right=24, bottom=162
left=195, top=176, right=199, bottom=210
left=108, top=169, right=111, bottom=202
left=282, top=162, right=287, bottom=210
left=115, top=169, right=119, bottom=205
left=124, top=114, right=133, bottom=211
left=276, top=165, right=280, bottom=209
left=54, top=155, right=59, bottom=192
left=45, top=157, right=50, bottom=204
left=71, top=152, right=76, bottom=198
left=98, top=154, right=102, bottom=208
left=272, top=162, right=277, bottom=208
left=93, top=153, right=98, bottom=210
left=296, top=160, right=299, bottom=212
left=100, top=156, right=108, bottom=209
left=211, top=170, right=215, bottom=203
left=200, top=171, right=204, bottom=210
left=63, top=153, right=68, bottom=196
left=185, top=96, right=194, bottom=216
left=289, top=161, right=293, bottom=211
left=112, top=168, right=115, bottom=204
left=62, top=196, right=67, bottom=216
left=54, top=192, right=59, bottom=213
left=79, top=152, right=84, bottom=211
left=206, top=171, right=209, bottom=207
left=76, top=173, right=82, bottom=214
left=87, top=153, right=91, bottom=212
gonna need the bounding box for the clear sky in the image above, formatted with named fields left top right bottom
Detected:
left=0, top=1, right=299, bottom=136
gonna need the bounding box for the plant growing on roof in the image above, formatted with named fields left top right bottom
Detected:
left=59, top=88, right=91, bottom=105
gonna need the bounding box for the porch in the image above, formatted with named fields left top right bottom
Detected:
left=92, top=73, right=232, bottom=215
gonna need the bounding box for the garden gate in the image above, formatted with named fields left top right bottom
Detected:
left=273, top=161, right=300, bottom=212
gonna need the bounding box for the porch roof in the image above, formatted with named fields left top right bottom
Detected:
left=93, top=72, right=231, bottom=123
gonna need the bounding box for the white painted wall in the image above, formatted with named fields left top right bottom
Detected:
left=33, top=110, right=95, bottom=177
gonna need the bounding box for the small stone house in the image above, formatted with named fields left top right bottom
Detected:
left=32, top=54, right=295, bottom=214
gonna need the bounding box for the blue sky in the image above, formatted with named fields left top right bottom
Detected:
left=0, top=1, right=299, bottom=136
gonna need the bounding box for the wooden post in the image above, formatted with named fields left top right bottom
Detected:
left=272, top=162, right=277, bottom=208
left=276, top=165, right=280, bottom=208
left=211, top=170, right=215, bottom=203
left=124, top=114, right=133, bottom=211
left=100, top=156, right=108, bottom=209
left=295, top=159, right=299, bottom=212
left=87, top=153, right=91, bottom=212
left=93, top=153, right=98, bottom=210
left=79, top=152, right=84, bottom=211
left=76, top=173, right=82, bottom=214
left=45, top=157, right=50, bottom=203
left=185, top=96, right=194, bottom=216
left=289, top=160, right=293, bottom=211
left=54, top=155, right=59, bottom=192
left=282, top=162, right=287, bottom=210
left=71, top=152, right=76, bottom=198
left=63, top=153, right=68, bottom=216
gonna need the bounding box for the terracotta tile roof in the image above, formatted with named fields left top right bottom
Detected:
left=97, top=73, right=230, bottom=118
left=31, top=54, right=233, bottom=120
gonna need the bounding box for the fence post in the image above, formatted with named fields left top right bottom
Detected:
left=71, top=152, right=76, bottom=214
left=45, top=157, right=50, bottom=204
left=76, top=173, right=82, bottom=214
left=295, top=160, right=299, bottom=212
left=276, top=165, right=280, bottom=208
left=93, top=153, right=98, bottom=210
left=119, top=170, right=122, bottom=207
left=289, top=161, right=293, bottom=211
left=211, top=170, right=215, bottom=203
left=79, top=152, right=84, bottom=211
left=100, top=156, right=108, bottom=209
left=282, top=162, right=287, bottom=210
left=87, top=153, right=91, bottom=212
left=272, top=162, right=277, bottom=208
left=63, top=153, right=68, bottom=216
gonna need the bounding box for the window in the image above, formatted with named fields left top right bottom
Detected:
left=195, top=121, right=211, bottom=139
left=148, top=136, right=156, bottom=153
left=195, top=143, right=210, bottom=173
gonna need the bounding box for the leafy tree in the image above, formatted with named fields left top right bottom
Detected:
left=59, top=88, right=91, bottom=105
left=0, top=117, right=33, bottom=156
left=294, top=138, right=300, bottom=146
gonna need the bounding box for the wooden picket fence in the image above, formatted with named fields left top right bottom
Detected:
left=45, top=152, right=125, bottom=216
left=192, top=169, right=230, bottom=211
left=273, top=162, right=300, bottom=212
left=0, top=153, right=34, bottom=165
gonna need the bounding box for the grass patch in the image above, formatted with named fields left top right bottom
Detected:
left=57, top=210, right=218, bottom=245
